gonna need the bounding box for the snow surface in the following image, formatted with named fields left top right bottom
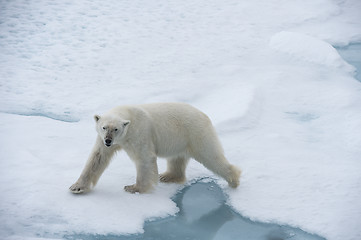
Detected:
left=0, top=0, right=361, bottom=240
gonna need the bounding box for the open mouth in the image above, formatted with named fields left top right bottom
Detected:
left=105, top=143, right=112, bottom=147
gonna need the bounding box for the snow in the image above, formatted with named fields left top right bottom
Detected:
left=269, top=31, right=355, bottom=73
left=1, top=0, right=361, bottom=240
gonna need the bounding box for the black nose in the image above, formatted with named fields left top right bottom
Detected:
left=105, top=139, right=112, bottom=144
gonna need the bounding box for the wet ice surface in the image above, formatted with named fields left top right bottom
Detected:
left=1, top=109, right=79, bottom=123
left=336, top=43, right=361, bottom=82
left=66, top=180, right=325, bottom=240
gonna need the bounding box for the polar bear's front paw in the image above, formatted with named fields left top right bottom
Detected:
left=69, top=182, right=89, bottom=194
left=124, top=184, right=141, bottom=194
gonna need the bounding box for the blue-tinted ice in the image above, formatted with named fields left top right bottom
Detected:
left=336, top=43, right=361, bottom=82
left=66, top=180, right=325, bottom=240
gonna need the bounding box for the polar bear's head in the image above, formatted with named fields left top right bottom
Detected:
left=94, top=115, right=131, bottom=147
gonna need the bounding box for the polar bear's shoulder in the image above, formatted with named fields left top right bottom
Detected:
left=104, top=106, right=131, bottom=118
left=104, top=104, right=154, bottom=121
left=140, top=102, right=202, bottom=115
left=108, top=103, right=197, bottom=115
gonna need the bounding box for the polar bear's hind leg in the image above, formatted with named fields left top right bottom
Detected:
left=160, top=156, right=189, bottom=183
left=191, top=135, right=241, bottom=188
left=198, top=154, right=241, bottom=188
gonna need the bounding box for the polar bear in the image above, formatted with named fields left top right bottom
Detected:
left=69, top=103, right=241, bottom=194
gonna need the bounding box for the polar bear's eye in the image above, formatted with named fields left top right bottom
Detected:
left=114, top=128, right=118, bottom=132
left=102, top=127, right=106, bottom=130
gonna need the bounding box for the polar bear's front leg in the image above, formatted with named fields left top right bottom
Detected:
left=69, top=180, right=89, bottom=194
left=124, top=156, right=158, bottom=193
left=69, top=151, right=102, bottom=194
left=70, top=137, right=117, bottom=194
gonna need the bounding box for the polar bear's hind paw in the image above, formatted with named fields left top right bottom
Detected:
left=159, top=173, right=186, bottom=183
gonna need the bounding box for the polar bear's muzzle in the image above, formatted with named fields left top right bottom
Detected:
left=105, top=138, right=112, bottom=147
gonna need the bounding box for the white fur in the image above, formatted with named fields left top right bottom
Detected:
left=70, top=103, right=241, bottom=194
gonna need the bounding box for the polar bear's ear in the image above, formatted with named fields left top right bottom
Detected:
left=123, top=120, right=131, bottom=127
left=94, top=115, right=101, bottom=122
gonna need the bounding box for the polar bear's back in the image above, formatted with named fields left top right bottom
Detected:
left=141, top=102, right=207, bottom=121
left=139, top=102, right=211, bottom=131
left=140, top=103, right=213, bottom=133
left=108, top=103, right=213, bottom=132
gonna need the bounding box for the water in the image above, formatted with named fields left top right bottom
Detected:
left=336, top=43, right=361, bottom=82
left=66, top=180, right=325, bottom=240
